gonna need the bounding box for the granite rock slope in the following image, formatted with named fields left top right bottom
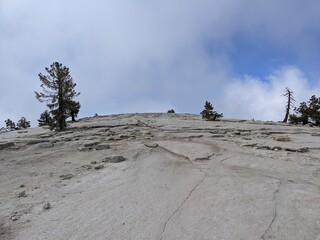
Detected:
left=0, top=113, right=320, bottom=240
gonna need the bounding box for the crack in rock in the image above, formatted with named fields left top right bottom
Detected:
left=158, top=146, right=193, bottom=165
left=195, top=153, right=215, bottom=161
left=219, top=155, right=234, bottom=163
left=261, top=181, right=282, bottom=240
left=159, top=177, right=206, bottom=240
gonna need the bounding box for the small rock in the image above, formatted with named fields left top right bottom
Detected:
left=311, top=133, right=320, bottom=137
left=91, top=161, right=97, bottom=164
left=298, top=147, right=309, bottom=153
left=97, top=129, right=109, bottom=133
left=77, top=147, right=88, bottom=152
left=145, top=143, right=158, bottom=148
left=103, top=156, right=126, bottom=163
left=94, top=165, right=104, bottom=170
left=84, top=141, right=100, bottom=147
left=95, top=144, right=110, bottom=150
left=241, top=137, right=252, bottom=140
left=82, top=165, right=92, bottom=170
left=20, top=184, right=25, bottom=188
left=18, top=130, right=28, bottom=134
left=271, top=146, right=282, bottom=151
left=11, top=216, right=18, bottom=221
left=59, top=174, right=74, bottom=180
left=43, top=203, right=51, bottom=210
left=240, top=132, right=251, bottom=136
left=272, top=135, right=291, bottom=142
left=37, top=142, right=54, bottom=148
left=241, top=143, right=257, bottom=148
left=210, top=134, right=225, bottom=138
left=27, top=139, right=49, bottom=145
left=18, top=191, right=26, bottom=198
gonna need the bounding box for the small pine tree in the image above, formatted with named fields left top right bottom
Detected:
left=17, top=117, right=31, bottom=129
left=38, top=110, right=54, bottom=127
left=200, top=101, right=223, bottom=121
left=66, top=100, right=81, bottom=122
left=5, top=119, right=16, bottom=130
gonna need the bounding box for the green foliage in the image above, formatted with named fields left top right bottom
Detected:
left=17, top=117, right=31, bottom=129
left=167, top=109, right=175, bottom=113
left=38, top=110, right=54, bottom=127
left=66, top=100, right=81, bottom=122
left=289, top=95, right=320, bottom=125
left=5, top=119, right=16, bottom=130
left=35, top=62, right=80, bottom=130
left=200, top=101, right=223, bottom=121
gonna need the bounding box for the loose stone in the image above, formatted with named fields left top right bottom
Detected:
left=18, top=191, right=26, bottom=198
left=103, top=156, right=126, bottom=163
left=43, top=203, right=51, bottom=210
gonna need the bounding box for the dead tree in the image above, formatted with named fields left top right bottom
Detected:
left=283, top=87, right=295, bottom=123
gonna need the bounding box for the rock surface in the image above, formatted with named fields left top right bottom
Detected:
left=0, top=142, right=14, bottom=150
left=0, top=113, right=320, bottom=240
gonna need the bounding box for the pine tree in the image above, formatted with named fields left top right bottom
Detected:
left=5, top=119, right=16, bottom=130
left=289, top=95, right=320, bottom=125
left=282, top=88, right=295, bottom=123
left=66, top=100, right=81, bottom=122
left=35, top=62, right=80, bottom=130
left=17, top=117, right=30, bottom=129
left=200, top=101, right=223, bottom=121
left=38, top=110, right=54, bottom=127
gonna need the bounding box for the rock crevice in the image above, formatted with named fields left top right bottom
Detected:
left=261, top=181, right=282, bottom=240
left=159, top=176, right=206, bottom=240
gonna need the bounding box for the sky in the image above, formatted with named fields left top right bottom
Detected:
left=1, top=0, right=320, bottom=127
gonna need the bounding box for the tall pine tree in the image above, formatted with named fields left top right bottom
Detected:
left=35, top=62, right=80, bottom=130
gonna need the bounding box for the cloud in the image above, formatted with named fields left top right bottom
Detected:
left=0, top=1, right=319, bottom=127
left=221, top=66, right=320, bottom=121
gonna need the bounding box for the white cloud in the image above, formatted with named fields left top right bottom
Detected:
left=0, top=1, right=319, bottom=127
left=222, top=66, right=319, bottom=121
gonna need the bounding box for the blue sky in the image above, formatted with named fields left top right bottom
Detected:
left=0, top=0, right=320, bottom=127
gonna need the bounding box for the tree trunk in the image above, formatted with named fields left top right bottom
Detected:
left=71, top=112, right=76, bottom=122
left=283, top=90, right=292, bottom=123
